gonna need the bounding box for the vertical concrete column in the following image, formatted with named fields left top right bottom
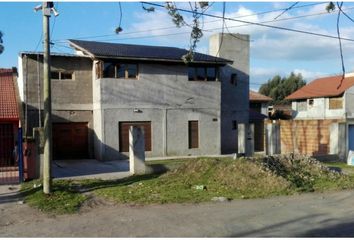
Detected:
left=330, top=122, right=347, bottom=160
left=238, top=123, right=246, bottom=155
left=129, top=126, right=146, bottom=175
left=266, top=122, right=281, bottom=155
left=246, top=123, right=254, bottom=157
left=33, top=127, right=44, bottom=179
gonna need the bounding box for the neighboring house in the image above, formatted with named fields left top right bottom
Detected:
left=249, top=90, right=272, bottom=116
left=283, top=74, right=354, bottom=158
left=249, top=90, right=272, bottom=152
left=0, top=68, right=21, bottom=169
left=18, top=33, right=250, bottom=160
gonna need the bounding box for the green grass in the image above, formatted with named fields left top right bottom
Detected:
left=21, top=180, right=87, bottom=214
left=21, top=157, right=354, bottom=214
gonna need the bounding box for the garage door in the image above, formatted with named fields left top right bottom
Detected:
left=53, top=123, right=88, bottom=159
left=119, top=122, right=151, bottom=152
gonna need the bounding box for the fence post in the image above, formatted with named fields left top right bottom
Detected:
left=266, top=121, right=281, bottom=155
left=238, top=123, right=246, bottom=156
left=18, top=127, right=23, bottom=183
left=129, top=126, right=146, bottom=175
left=246, top=123, right=254, bottom=157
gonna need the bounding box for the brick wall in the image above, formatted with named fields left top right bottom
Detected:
left=272, top=119, right=340, bottom=156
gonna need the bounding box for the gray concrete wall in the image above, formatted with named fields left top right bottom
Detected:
left=330, top=122, right=346, bottom=160
left=209, top=33, right=250, bottom=154
left=93, top=63, right=221, bottom=160
left=19, top=54, right=94, bottom=158
left=345, top=86, right=354, bottom=119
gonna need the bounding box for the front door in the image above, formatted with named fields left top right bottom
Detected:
left=349, top=125, right=354, bottom=151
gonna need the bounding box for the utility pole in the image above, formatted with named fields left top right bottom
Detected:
left=35, top=2, right=59, bottom=194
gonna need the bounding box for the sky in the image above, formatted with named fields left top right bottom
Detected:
left=1, top=1, right=354, bottom=90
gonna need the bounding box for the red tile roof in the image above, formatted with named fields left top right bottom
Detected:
left=0, top=69, right=19, bottom=120
left=249, top=90, right=272, bottom=102
left=286, top=75, right=354, bottom=100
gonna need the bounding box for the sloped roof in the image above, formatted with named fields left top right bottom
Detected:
left=0, top=69, right=19, bottom=120
left=249, top=90, right=272, bottom=102
left=249, top=109, right=268, bottom=121
left=68, top=39, right=232, bottom=65
left=286, top=75, right=354, bottom=100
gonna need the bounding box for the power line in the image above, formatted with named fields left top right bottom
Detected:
left=273, top=2, right=299, bottom=20
left=141, top=2, right=354, bottom=43
left=52, top=2, right=326, bottom=42
left=52, top=6, right=354, bottom=45
left=336, top=2, right=345, bottom=89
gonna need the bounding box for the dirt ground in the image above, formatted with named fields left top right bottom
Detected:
left=1, top=184, right=354, bottom=237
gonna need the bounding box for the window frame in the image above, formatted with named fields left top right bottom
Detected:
left=188, top=66, right=219, bottom=82
left=188, top=120, right=199, bottom=149
left=51, top=70, right=74, bottom=81
left=102, top=61, right=139, bottom=80
left=328, top=96, right=343, bottom=110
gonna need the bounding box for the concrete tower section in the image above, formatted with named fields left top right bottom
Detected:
left=209, top=33, right=250, bottom=153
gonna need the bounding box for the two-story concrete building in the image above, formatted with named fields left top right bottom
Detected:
left=18, top=33, right=250, bottom=161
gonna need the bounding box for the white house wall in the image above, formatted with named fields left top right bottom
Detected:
left=292, top=97, right=345, bottom=120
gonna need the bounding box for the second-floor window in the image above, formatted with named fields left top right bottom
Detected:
left=51, top=71, right=74, bottom=80
left=103, top=62, right=138, bottom=79
left=188, top=67, right=218, bottom=81
left=329, top=96, right=343, bottom=109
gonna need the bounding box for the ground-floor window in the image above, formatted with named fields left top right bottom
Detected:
left=188, top=120, right=199, bottom=149
left=119, top=121, right=152, bottom=152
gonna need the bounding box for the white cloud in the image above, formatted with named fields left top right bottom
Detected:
left=122, top=3, right=354, bottom=81
left=293, top=69, right=326, bottom=81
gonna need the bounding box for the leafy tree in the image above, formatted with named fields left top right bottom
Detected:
left=259, top=72, right=306, bottom=104
left=0, top=31, right=3, bottom=54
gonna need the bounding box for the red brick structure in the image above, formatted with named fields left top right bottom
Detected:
left=278, top=119, right=340, bottom=156
left=0, top=68, right=21, bottom=183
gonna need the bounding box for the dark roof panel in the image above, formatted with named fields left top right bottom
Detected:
left=68, top=39, right=232, bottom=65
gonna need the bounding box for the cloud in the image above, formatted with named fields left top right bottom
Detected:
left=293, top=69, right=326, bottom=81
left=122, top=3, right=354, bottom=81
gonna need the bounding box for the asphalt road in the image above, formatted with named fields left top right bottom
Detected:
left=1, top=185, right=354, bottom=237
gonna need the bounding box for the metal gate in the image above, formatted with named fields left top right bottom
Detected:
left=0, top=124, right=22, bottom=184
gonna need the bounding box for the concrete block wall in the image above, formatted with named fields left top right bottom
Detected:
left=274, top=119, right=341, bottom=156
left=209, top=33, right=250, bottom=154
left=93, top=62, right=221, bottom=160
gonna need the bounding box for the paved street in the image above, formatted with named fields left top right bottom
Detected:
left=1, top=185, right=354, bottom=237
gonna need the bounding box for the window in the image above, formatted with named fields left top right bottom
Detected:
left=103, top=62, right=138, bottom=79
left=119, top=122, right=151, bottom=152
left=232, top=120, right=238, bottom=130
left=188, top=121, right=199, bottom=149
left=308, top=99, right=314, bottom=106
left=297, top=100, right=307, bottom=111
left=51, top=71, right=73, bottom=80
left=188, top=67, right=218, bottom=81
left=329, top=97, right=343, bottom=109
left=230, top=73, right=238, bottom=85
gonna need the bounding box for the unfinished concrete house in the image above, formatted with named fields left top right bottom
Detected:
left=283, top=73, right=354, bottom=160
left=17, top=33, right=249, bottom=161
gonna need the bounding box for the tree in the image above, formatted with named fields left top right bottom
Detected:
left=0, top=31, right=3, bottom=54
left=259, top=72, right=306, bottom=104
